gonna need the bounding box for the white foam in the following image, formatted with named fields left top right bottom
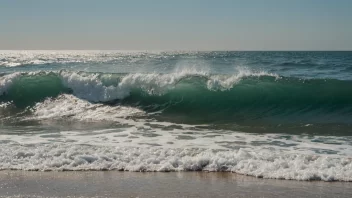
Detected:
left=207, top=67, right=280, bottom=90
left=0, top=102, right=11, bottom=108
left=0, top=72, right=22, bottom=95
left=31, top=94, right=145, bottom=122
left=0, top=143, right=350, bottom=181
left=59, top=71, right=127, bottom=102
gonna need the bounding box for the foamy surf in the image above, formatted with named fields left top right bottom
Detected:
left=0, top=143, right=351, bottom=181
left=1, top=108, right=351, bottom=181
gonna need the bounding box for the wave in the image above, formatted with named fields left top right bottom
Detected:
left=0, top=68, right=279, bottom=103
left=278, top=60, right=319, bottom=67
left=1, top=69, right=352, bottom=124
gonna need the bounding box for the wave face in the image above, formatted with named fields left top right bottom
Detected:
left=1, top=70, right=352, bottom=125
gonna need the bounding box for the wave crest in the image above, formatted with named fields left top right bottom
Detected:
left=1, top=68, right=278, bottom=102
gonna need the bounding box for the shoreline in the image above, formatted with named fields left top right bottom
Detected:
left=0, top=171, right=351, bottom=198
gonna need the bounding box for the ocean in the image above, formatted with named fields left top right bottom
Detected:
left=0, top=51, right=351, bottom=181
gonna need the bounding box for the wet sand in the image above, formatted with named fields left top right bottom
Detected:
left=0, top=171, right=351, bottom=198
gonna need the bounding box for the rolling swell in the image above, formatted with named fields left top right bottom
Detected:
left=127, top=80, right=352, bottom=124
left=0, top=72, right=71, bottom=107
left=1, top=71, right=352, bottom=124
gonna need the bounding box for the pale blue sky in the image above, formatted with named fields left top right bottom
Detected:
left=1, top=0, right=351, bottom=50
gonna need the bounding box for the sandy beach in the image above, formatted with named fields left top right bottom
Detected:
left=0, top=171, right=351, bottom=198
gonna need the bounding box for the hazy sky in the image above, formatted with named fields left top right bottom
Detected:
left=1, top=0, right=351, bottom=50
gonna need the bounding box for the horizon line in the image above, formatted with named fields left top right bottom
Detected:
left=0, top=49, right=351, bottom=52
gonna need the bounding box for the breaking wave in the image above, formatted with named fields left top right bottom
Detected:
left=1, top=68, right=352, bottom=124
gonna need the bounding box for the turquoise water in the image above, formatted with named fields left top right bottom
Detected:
left=0, top=51, right=351, bottom=181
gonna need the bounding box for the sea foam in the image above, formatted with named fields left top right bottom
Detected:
left=0, top=143, right=351, bottom=181
left=31, top=94, right=145, bottom=121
